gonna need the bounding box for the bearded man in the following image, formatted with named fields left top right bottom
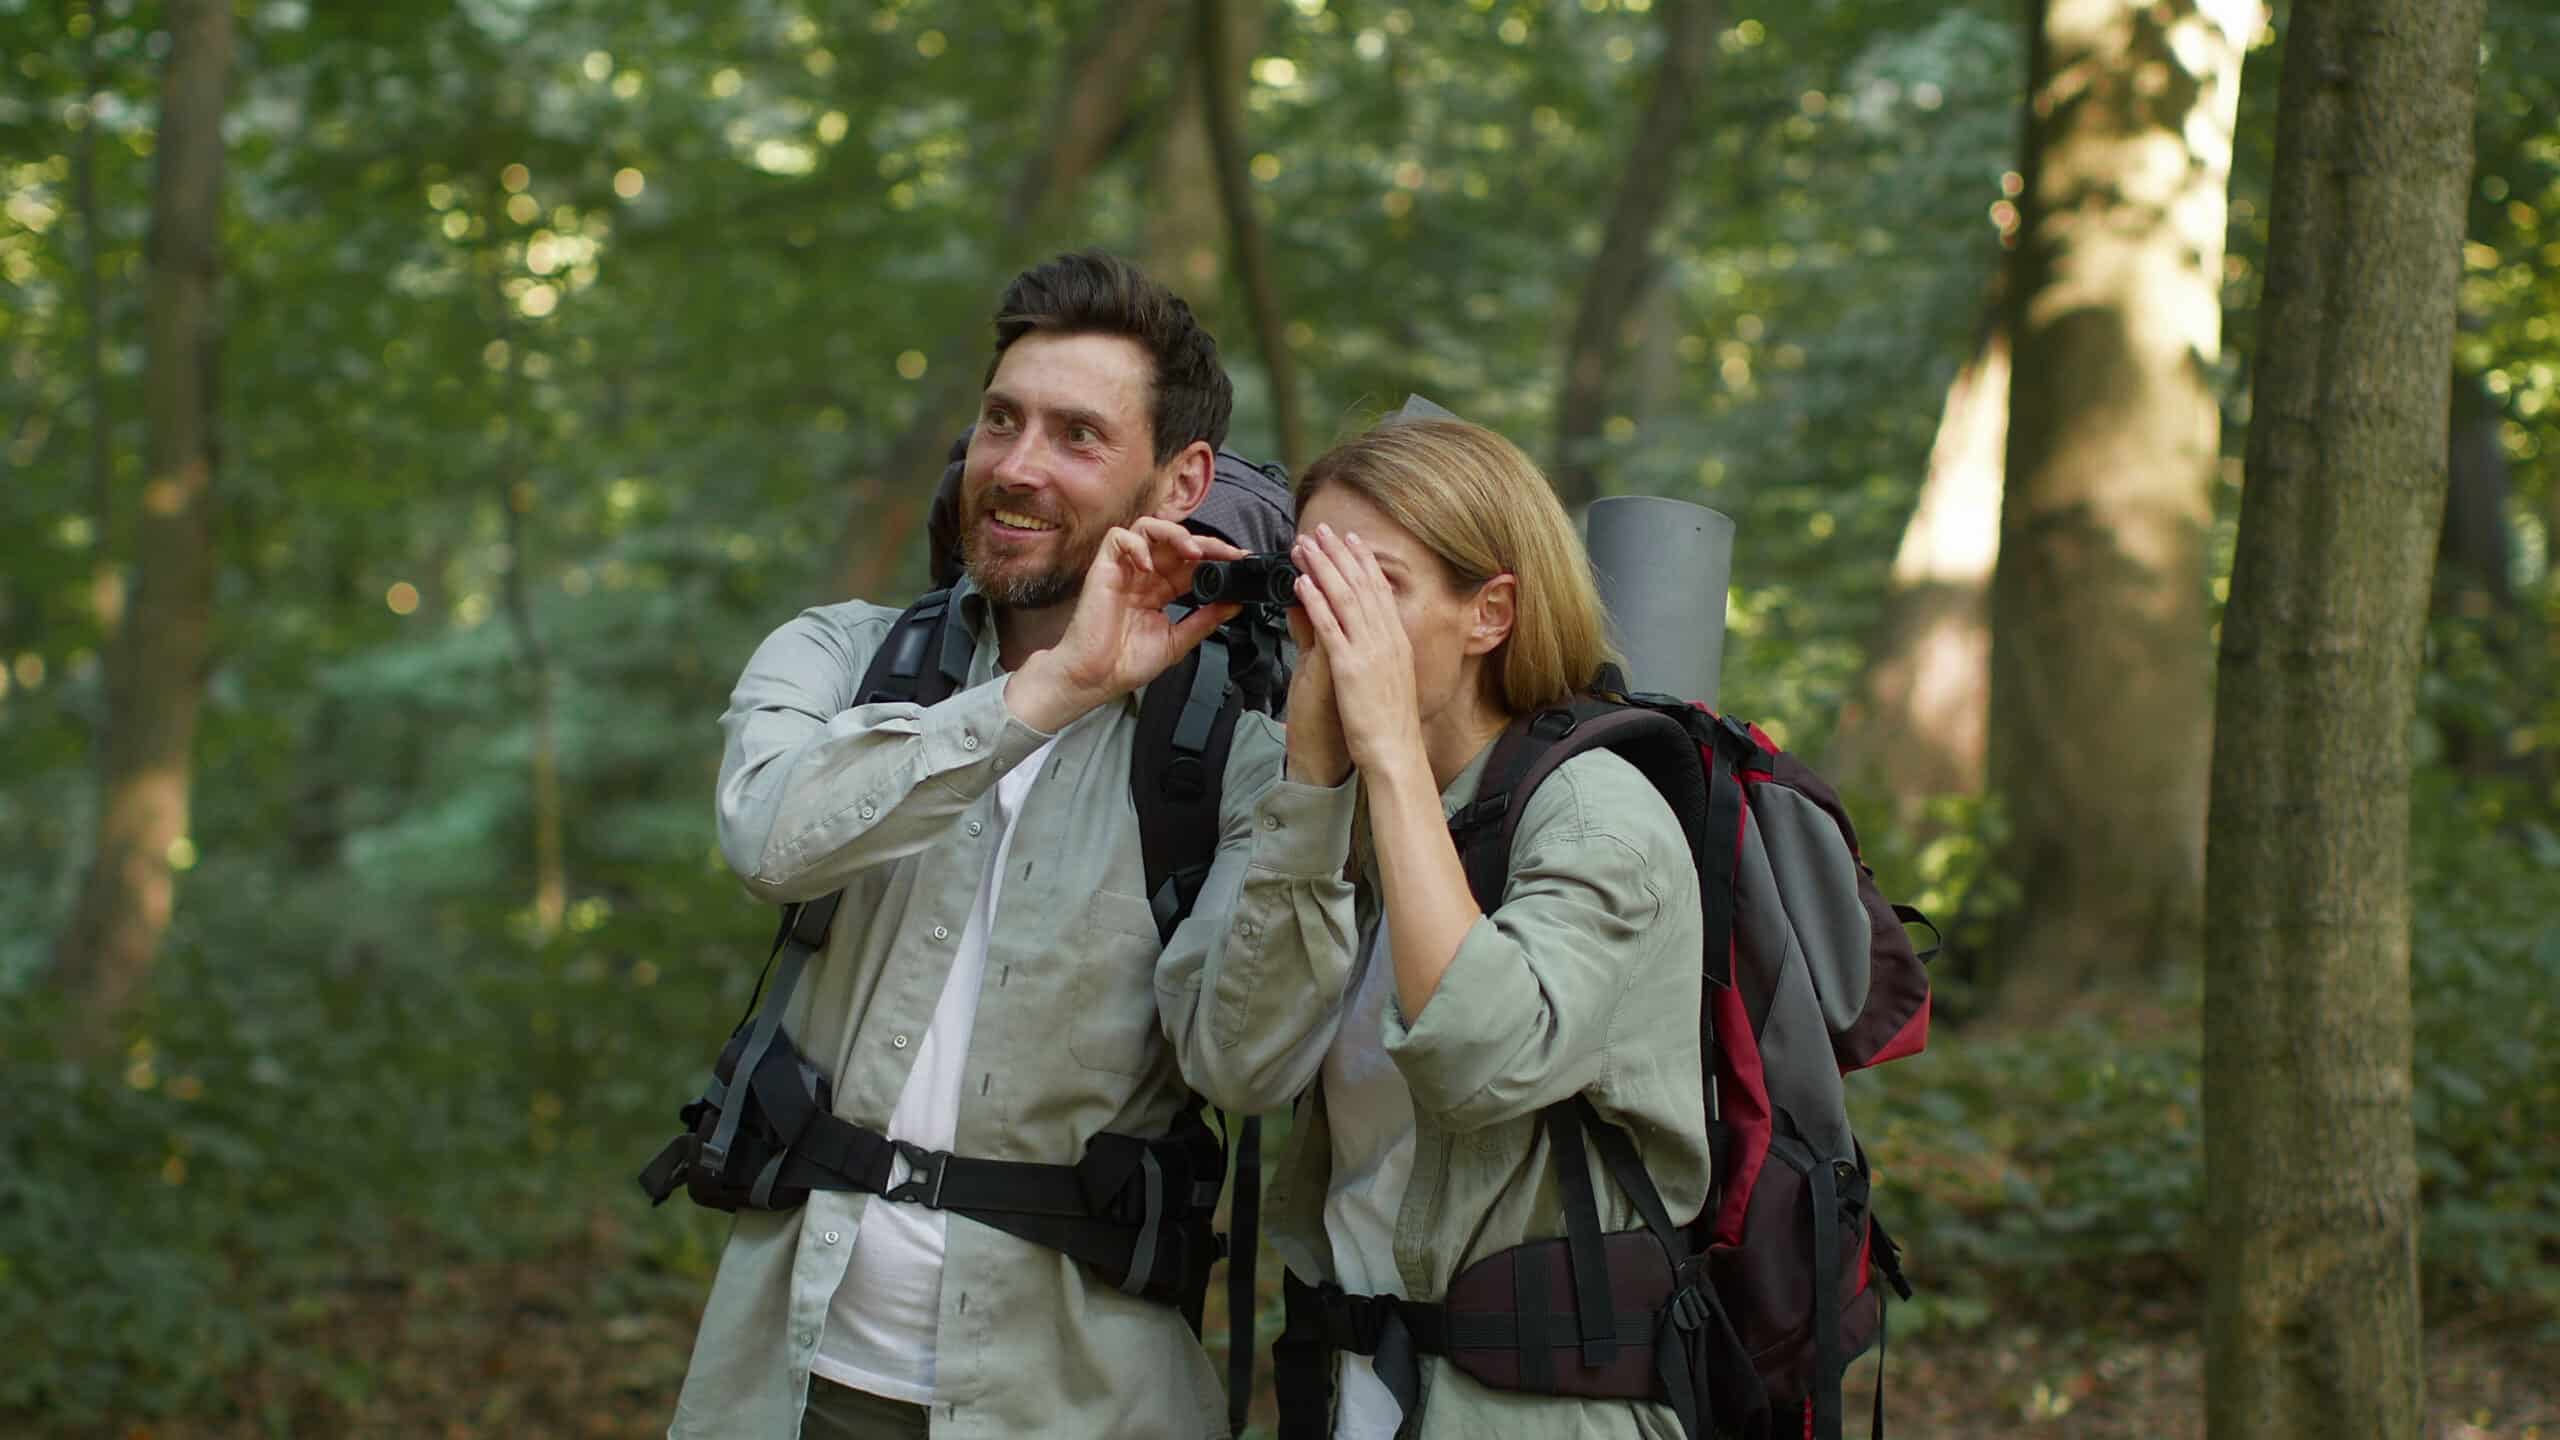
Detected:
left=674, top=252, right=1256, bottom=1439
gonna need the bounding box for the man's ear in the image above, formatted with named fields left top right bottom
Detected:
left=1153, top=440, right=1217, bottom=521
left=1468, top=573, right=1518, bottom=657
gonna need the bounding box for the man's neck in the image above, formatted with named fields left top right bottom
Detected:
left=994, top=600, right=1072, bottom=675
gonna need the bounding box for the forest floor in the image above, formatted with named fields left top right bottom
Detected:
left=78, top=1209, right=2559, bottom=1440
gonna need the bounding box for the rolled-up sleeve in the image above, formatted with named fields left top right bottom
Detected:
left=1156, top=712, right=1361, bottom=1114
left=1383, top=761, right=1682, bottom=1133
left=716, top=604, right=1054, bottom=903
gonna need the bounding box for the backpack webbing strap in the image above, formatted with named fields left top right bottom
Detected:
left=1136, top=627, right=1242, bottom=941
left=1542, top=1100, right=1621, bottom=1369
left=1226, top=1113, right=1261, bottom=1436
left=699, top=893, right=838, bottom=1177
left=1769, top=1120, right=1863, bottom=1440
left=1699, top=726, right=1747, bottom=993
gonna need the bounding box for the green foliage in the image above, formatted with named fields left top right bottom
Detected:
left=0, top=0, right=2554, bottom=1425
left=1860, top=768, right=2560, bottom=1331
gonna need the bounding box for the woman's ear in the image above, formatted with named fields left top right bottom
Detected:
left=1467, top=573, right=1517, bottom=657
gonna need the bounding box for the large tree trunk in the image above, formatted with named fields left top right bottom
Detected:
left=1197, top=0, right=1305, bottom=474
left=50, top=0, right=232, bottom=1043
left=1549, top=0, right=1716, bottom=510
left=1827, top=293, right=2008, bottom=816
left=2202, top=5, right=2481, bottom=1436
left=829, top=0, right=1177, bottom=602
left=1981, top=0, right=2255, bottom=1012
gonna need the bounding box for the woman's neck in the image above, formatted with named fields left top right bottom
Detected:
left=1419, top=693, right=1511, bottom=793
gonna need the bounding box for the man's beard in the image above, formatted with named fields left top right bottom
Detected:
left=959, top=484, right=1155, bottom=611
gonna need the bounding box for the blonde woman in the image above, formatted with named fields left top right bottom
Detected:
left=1157, top=418, right=1709, bottom=1438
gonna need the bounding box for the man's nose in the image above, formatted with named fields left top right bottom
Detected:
left=988, top=427, right=1052, bottom=487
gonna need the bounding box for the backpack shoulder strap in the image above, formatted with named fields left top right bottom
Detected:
left=1449, top=698, right=1709, bottom=914
left=1127, top=614, right=1282, bottom=1439
left=855, top=588, right=972, bottom=708
left=757, top=590, right=966, bottom=1015
left=1131, top=621, right=1247, bottom=942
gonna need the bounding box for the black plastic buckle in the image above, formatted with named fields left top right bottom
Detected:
left=1669, top=1284, right=1712, bottom=1333
left=885, top=1140, right=951, bottom=1207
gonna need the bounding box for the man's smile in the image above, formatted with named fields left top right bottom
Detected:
left=989, top=508, right=1062, bottom=534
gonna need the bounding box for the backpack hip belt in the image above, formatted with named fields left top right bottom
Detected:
left=636, top=891, right=1226, bottom=1314
left=1269, top=1098, right=1747, bottom=1440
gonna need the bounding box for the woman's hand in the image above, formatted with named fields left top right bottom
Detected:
left=1283, top=603, right=1352, bottom=786
left=1292, top=523, right=1424, bottom=777
left=1010, top=517, right=1242, bottom=733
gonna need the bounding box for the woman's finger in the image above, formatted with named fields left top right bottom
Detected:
left=1296, top=572, right=1348, bottom=651
left=1293, top=529, right=1358, bottom=620
left=1304, top=524, right=1380, bottom=636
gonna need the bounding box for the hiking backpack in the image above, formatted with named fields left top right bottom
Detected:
left=1437, top=684, right=1935, bottom=1440
left=642, top=439, right=1294, bottom=1436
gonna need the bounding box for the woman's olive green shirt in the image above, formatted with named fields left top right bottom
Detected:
left=1157, top=722, right=1710, bottom=1439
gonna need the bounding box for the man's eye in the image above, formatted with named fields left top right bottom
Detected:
left=1068, top=425, right=1098, bottom=445
left=984, top=410, right=1017, bottom=433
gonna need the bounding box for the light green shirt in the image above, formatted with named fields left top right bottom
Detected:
left=673, top=581, right=1229, bottom=1439
left=1157, top=732, right=1710, bottom=1439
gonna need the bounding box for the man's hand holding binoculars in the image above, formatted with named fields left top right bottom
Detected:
left=1008, top=518, right=1245, bottom=735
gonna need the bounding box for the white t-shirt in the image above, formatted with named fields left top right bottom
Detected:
left=812, top=738, right=1056, bottom=1403
left=1319, top=920, right=1419, bottom=1440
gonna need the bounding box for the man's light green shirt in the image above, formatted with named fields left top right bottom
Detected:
left=674, top=582, right=1236, bottom=1440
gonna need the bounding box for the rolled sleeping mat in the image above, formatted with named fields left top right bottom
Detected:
left=1584, top=495, right=1736, bottom=709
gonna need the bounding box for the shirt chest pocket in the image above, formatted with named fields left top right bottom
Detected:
left=1068, top=888, right=1166, bottom=1076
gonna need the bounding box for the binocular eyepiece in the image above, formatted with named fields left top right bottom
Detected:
left=1192, top=553, right=1302, bottom=607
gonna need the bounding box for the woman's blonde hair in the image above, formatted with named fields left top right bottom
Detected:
left=1295, top=417, right=1617, bottom=716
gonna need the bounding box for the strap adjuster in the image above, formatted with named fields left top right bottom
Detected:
left=885, top=1140, right=951, bottom=1207
left=1669, top=1284, right=1712, bottom=1333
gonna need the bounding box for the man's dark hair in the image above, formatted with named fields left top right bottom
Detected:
left=987, top=251, right=1232, bottom=463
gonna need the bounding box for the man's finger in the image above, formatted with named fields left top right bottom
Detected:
left=1110, top=526, right=1155, bottom=576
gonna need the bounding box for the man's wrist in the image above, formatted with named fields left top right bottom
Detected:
left=1004, top=653, right=1095, bottom=735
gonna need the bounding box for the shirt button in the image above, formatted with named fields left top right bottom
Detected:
left=962, top=733, right=981, bottom=751
left=797, top=1329, right=816, bottom=1348
left=1263, top=814, right=1282, bottom=830
left=892, top=1033, right=911, bottom=1049
left=823, top=1230, right=841, bottom=1245
left=967, top=820, right=983, bottom=837
left=859, top=802, right=877, bottom=819
left=932, top=925, right=951, bottom=941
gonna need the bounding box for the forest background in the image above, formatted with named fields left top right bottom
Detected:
left=2, top=0, right=2555, bottom=1434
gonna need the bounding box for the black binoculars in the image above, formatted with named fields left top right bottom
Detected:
left=1192, top=553, right=1302, bottom=607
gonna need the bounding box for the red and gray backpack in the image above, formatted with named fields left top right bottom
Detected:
left=1444, top=684, right=1935, bottom=1440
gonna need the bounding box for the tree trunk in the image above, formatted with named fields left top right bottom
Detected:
left=503, top=480, right=568, bottom=939
left=1142, top=26, right=1226, bottom=308
left=2202, top=5, right=2480, bottom=1436
left=829, top=0, right=1177, bottom=603
left=1549, top=0, right=1716, bottom=511
left=489, top=277, right=566, bottom=939
left=1827, top=292, right=2008, bottom=816
left=73, top=1, right=121, bottom=639
left=1981, top=0, right=2255, bottom=1012
left=1197, top=0, right=1305, bottom=475
left=49, top=0, right=232, bottom=1043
